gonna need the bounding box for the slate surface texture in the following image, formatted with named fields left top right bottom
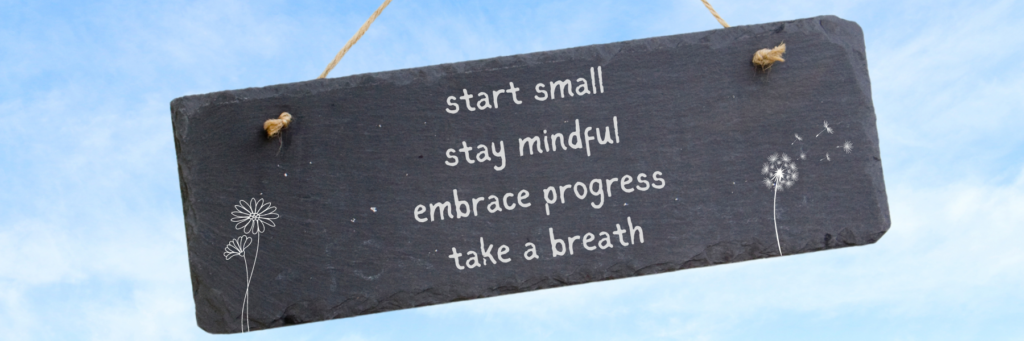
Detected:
left=171, top=15, right=889, bottom=334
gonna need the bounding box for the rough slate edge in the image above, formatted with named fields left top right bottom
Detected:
left=171, top=15, right=889, bottom=331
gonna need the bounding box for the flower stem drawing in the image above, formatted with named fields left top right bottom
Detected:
left=762, top=119, right=855, bottom=255
left=761, top=153, right=797, bottom=255
left=223, top=235, right=252, bottom=331
left=223, top=198, right=279, bottom=332
left=242, top=253, right=249, bottom=331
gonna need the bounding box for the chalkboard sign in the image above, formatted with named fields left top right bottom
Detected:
left=171, top=15, right=889, bottom=334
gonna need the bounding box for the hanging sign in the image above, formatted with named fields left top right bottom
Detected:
left=171, top=15, right=890, bottom=333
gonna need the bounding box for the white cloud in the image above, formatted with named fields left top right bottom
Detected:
left=869, top=0, right=1024, bottom=184
left=82, top=281, right=197, bottom=341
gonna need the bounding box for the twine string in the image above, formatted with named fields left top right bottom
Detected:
left=700, top=0, right=730, bottom=28
left=267, top=1, right=785, bottom=140
left=317, top=0, right=392, bottom=79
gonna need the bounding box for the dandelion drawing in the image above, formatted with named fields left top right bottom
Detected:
left=761, top=153, right=798, bottom=255
left=838, top=141, right=853, bottom=154
left=815, top=120, right=833, bottom=137
left=791, top=133, right=803, bottom=145
left=223, top=198, right=279, bottom=332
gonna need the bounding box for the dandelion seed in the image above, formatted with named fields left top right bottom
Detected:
left=816, top=120, right=834, bottom=137
left=839, top=141, right=853, bottom=153
left=800, top=152, right=806, bottom=160
left=820, top=152, right=831, bottom=162
left=791, top=133, right=803, bottom=145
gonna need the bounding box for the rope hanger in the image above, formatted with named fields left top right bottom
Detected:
left=264, top=0, right=786, bottom=138
left=263, top=0, right=392, bottom=140
left=700, top=0, right=731, bottom=28
left=318, top=0, right=392, bottom=80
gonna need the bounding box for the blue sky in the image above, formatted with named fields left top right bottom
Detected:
left=2, top=0, right=1023, bottom=339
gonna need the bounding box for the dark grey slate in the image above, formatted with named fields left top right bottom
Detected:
left=171, top=15, right=889, bottom=334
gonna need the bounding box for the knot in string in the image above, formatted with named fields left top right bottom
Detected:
left=752, top=43, right=786, bottom=69
left=260, top=0, right=390, bottom=150
left=263, top=112, right=292, bottom=138
left=699, top=1, right=788, bottom=71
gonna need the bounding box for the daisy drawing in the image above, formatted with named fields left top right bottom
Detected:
left=231, top=198, right=279, bottom=234
left=224, top=198, right=279, bottom=332
left=761, top=153, right=798, bottom=255
left=223, top=235, right=252, bottom=261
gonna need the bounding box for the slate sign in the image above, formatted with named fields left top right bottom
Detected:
left=171, top=15, right=889, bottom=333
